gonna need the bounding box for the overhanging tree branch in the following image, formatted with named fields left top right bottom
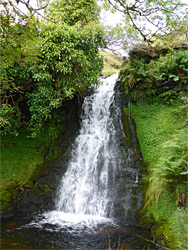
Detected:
left=106, top=0, right=188, bottom=44
left=126, top=6, right=152, bottom=43
left=0, top=0, right=61, bottom=23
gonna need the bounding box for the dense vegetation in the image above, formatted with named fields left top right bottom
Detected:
left=1, top=0, right=187, bottom=135
left=120, top=48, right=188, bottom=99
left=0, top=0, right=104, bottom=137
left=121, top=47, right=188, bottom=249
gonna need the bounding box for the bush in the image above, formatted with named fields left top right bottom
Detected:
left=119, top=49, right=188, bottom=95
left=0, top=9, right=104, bottom=137
left=0, top=104, right=21, bottom=136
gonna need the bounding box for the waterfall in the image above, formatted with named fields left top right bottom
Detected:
left=56, top=74, right=119, bottom=217
left=27, top=73, right=141, bottom=232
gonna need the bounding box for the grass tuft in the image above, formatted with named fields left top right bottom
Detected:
left=0, top=121, right=61, bottom=209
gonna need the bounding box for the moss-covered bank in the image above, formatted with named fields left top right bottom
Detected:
left=0, top=99, right=81, bottom=217
left=125, top=99, right=188, bottom=249
left=120, top=46, right=188, bottom=249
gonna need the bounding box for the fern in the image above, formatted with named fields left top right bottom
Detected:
left=120, top=49, right=188, bottom=97
left=146, top=128, right=188, bottom=206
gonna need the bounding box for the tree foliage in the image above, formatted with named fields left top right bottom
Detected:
left=46, top=0, right=100, bottom=25
left=27, top=22, right=104, bottom=135
left=0, top=0, right=104, bottom=136
left=103, top=0, right=188, bottom=49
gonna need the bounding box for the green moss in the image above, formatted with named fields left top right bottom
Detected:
left=170, top=208, right=188, bottom=249
left=122, top=109, right=131, bottom=143
left=62, top=149, right=70, bottom=158
left=128, top=96, right=188, bottom=249
left=33, top=182, right=40, bottom=195
left=0, top=119, right=62, bottom=209
left=152, top=222, right=178, bottom=248
left=129, top=100, right=186, bottom=163
left=43, top=184, right=53, bottom=195
left=0, top=190, right=12, bottom=205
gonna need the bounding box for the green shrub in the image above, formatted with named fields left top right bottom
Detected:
left=120, top=49, right=188, bottom=95
left=0, top=1, right=104, bottom=137
left=0, top=104, right=21, bottom=136
left=146, top=129, right=188, bottom=203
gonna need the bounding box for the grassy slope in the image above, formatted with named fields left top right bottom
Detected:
left=100, top=50, right=122, bottom=76
left=126, top=99, right=188, bottom=249
left=0, top=121, right=62, bottom=209
left=129, top=101, right=185, bottom=163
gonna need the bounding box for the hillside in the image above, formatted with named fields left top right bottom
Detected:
left=100, top=49, right=123, bottom=76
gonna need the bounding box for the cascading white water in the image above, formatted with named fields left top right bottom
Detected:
left=56, top=74, right=118, bottom=217
left=26, top=74, right=123, bottom=231
left=26, top=74, right=121, bottom=231
left=26, top=72, right=142, bottom=234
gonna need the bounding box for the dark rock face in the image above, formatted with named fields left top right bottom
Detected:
left=110, top=82, right=145, bottom=226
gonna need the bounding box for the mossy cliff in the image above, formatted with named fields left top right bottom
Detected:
left=120, top=46, right=188, bottom=249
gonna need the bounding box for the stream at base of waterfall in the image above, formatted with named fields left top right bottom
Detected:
left=1, top=75, right=156, bottom=249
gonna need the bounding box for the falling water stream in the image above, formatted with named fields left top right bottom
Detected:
left=1, top=75, right=156, bottom=249
left=56, top=73, right=118, bottom=216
